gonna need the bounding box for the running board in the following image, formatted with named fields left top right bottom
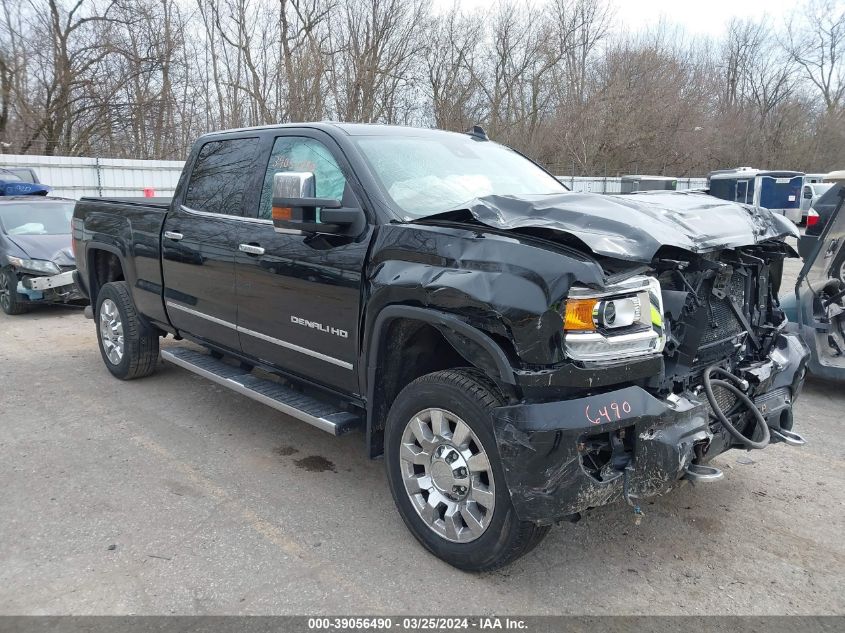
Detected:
left=161, top=347, right=361, bottom=436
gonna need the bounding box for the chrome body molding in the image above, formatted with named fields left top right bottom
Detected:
left=165, top=300, right=353, bottom=370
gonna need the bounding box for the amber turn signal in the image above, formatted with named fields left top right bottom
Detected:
left=272, top=206, right=292, bottom=221
left=563, top=298, right=597, bottom=331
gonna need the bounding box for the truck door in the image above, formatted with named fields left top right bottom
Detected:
left=234, top=132, right=371, bottom=395
left=162, top=136, right=261, bottom=351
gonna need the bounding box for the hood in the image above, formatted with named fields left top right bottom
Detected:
left=432, top=191, right=798, bottom=263
left=5, top=233, right=75, bottom=265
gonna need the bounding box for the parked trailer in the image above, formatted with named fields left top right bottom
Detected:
left=708, top=167, right=804, bottom=224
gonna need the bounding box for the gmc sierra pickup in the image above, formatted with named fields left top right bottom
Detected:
left=73, top=123, right=811, bottom=570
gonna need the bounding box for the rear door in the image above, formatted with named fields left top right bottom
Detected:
left=162, top=136, right=261, bottom=351
left=234, top=130, right=372, bottom=395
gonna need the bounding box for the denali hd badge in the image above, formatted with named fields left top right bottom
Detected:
left=290, top=315, right=348, bottom=338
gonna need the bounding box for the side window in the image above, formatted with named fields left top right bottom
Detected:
left=258, top=137, right=348, bottom=220
left=184, top=137, right=260, bottom=216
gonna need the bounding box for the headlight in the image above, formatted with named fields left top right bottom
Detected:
left=6, top=255, right=61, bottom=275
left=562, top=275, right=665, bottom=362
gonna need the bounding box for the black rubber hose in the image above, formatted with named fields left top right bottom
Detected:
left=703, top=366, right=770, bottom=450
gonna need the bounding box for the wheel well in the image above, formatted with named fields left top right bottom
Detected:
left=368, top=319, right=491, bottom=457
left=89, top=250, right=125, bottom=301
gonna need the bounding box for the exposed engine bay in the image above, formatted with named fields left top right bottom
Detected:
left=651, top=242, right=806, bottom=452
left=654, top=243, right=789, bottom=391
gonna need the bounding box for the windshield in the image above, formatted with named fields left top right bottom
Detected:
left=353, top=134, right=567, bottom=218
left=0, top=202, right=74, bottom=235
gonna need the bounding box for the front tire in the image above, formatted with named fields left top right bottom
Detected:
left=385, top=369, right=549, bottom=571
left=96, top=281, right=159, bottom=379
left=0, top=268, right=29, bottom=315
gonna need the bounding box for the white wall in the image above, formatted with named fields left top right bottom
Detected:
left=0, top=153, right=709, bottom=199
left=0, top=154, right=185, bottom=199
left=560, top=176, right=708, bottom=193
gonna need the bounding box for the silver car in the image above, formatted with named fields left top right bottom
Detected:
left=800, top=182, right=833, bottom=222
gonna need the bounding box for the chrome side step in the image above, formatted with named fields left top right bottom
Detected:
left=683, top=463, right=724, bottom=482
left=161, top=347, right=361, bottom=436
left=770, top=428, right=806, bottom=446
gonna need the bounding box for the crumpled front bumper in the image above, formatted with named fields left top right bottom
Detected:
left=19, top=270, right=85, bottom=303
left=490, top=332, right=810, bottom=523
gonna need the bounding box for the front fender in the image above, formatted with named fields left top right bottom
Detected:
left=365, top=223, right=606, bottom=365
left=363, top=304, right=517, bottom=458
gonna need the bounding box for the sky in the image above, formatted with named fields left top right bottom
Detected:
left=433, top=0, right=800, bottom=37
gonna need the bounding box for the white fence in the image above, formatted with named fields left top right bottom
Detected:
left=0, top=154, right=184, bottom=198
left=560, top=176, right=708, bottom=193
left=0, top=153, right=709, bottom=199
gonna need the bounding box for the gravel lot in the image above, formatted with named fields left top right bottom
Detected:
left=1, top=253, right=843, bottom=615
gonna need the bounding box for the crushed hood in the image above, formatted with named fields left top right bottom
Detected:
left=435, top=191, right=799, bottom=262
left=6, top=233, right=75, bottom=265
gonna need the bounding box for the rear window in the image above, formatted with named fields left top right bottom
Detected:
left=184, top=138, right=260, bottom=216
left=6, top=168, right=36, bottom=183
left=814, top=184, right=843, bottom=213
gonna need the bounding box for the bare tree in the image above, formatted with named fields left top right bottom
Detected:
left=0, top=0, right=841, bottom=173
left=426, top=5, right=483, bottom=131
left=786, top=0, right=845, bottom=112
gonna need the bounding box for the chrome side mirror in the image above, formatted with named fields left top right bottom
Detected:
left=274, top=171, right=316, bottom=200
left=271, top=171, right=364, bottom=236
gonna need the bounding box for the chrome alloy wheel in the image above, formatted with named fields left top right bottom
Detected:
left=0, top=272, right=10, bottom=311
left=400, top=408, right=496, bottom=543
left=99, top=298, right=124, bottom=364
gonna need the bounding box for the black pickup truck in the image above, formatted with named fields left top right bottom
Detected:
left=73, top=123, right=811, bottom=570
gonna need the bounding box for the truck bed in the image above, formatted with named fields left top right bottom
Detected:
left=73, top=196, right=171, bottom=325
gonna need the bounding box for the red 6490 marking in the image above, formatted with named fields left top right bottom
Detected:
left=585, top=400, right=632, bottom=425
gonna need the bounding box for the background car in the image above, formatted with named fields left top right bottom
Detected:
left=798, top=183, right=844, bottom=280
left=0, top=168, right=50, bottom=196
left=0, top=196, right=84, bottom=315
left=800, top=182, right=833, bottom=223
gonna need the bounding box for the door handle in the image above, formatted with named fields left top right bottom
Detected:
left=164, top=231, right=183, bottom=241
left=239, top=243, right=265, bottom=256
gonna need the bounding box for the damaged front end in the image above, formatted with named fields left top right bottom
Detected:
left=5, top=249, right=84, bottom=306
left=18, top=268, right=84, bottom=304
left=457, top=193, right=812, bottom=523
left=492, top=328, right=808, bottom=523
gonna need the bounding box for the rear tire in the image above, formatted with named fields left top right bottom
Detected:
left=0, top=268, right=29, bottom=315
left=96, top=281, right=159, bottom=379
left=384, top=369, right=550, bottom=571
